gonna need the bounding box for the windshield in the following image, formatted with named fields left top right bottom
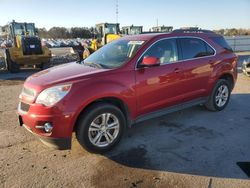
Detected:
left=83, top=39, right=145, bottom=69
left=26, top=24, right=35, bottom=36
left=13, top=23, right=35, bottom=36
left=104, top=25, right=118, bottom=34
left=14, top=23, right=25, bottom=35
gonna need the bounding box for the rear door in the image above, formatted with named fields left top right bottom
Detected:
left=177, top=37, right=216, bottom=102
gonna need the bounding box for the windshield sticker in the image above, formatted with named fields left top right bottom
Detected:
left=128, top=41, right=144, bottom=45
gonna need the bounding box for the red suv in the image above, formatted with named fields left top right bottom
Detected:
left=18, top=30, right=237, bottom=153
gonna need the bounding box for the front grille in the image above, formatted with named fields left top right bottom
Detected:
left=20, top=102, right=30, bottom=112
left=22, top=87, right=36, bottom=97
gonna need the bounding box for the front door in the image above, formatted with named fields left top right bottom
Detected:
left=135, top=38, right=185, bottom=117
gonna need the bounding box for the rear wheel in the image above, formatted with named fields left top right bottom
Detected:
left=5, top=50, right=20, bottom=73
left=76, top=103, right=126, bottom=153
left=205, top=79, right=231, bottom=111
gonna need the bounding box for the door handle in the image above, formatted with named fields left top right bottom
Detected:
left=174, top=68, right=180, bottom=73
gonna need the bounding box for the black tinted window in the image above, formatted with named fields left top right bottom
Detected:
left=179, top=38, right=214, bottom=59
left=141, top=39, right=178, bottom=64
left=211, top=37, right=233, bottom=52
left=206, top=44, right=215, bottom=56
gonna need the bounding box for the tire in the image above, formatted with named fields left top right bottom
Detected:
left=205, top=79, right=231, bottom=111
left=5, top=50, right=20, bottom=73
left=76, top=103, right=126, bottom=153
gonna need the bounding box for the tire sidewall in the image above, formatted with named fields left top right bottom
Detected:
left=77, top=103, right=125, bottom=153
left=212, top=80, right=231, bottom=111
left=5, top=50, right=20, bottom=73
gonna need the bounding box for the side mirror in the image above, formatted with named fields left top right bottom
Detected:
left=140, top=56, right=160, bottom=67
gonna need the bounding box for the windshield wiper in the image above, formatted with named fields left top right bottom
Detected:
left=76, top=59, right=82, bottom=64
left=84, top=61, right=103, bottom=69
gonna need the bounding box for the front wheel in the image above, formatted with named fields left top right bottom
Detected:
left=205, top=79, right=231, bottom=111
left=76, top=103, right=126, bottom=153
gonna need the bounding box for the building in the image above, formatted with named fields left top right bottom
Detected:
left=122, top=25, right=143, bottom=35
left=151, top=26, right=173, bottom=32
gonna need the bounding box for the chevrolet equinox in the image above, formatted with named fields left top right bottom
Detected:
left=18, top=30, right=237, bottom=153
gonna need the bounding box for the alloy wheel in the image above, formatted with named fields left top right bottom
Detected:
left=88, top=113, right=120, bottom=147
left=215, top=84, right=229, bottom=107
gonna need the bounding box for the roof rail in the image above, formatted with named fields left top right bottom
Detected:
left=141, top=31, right=169, bottom=34
left=172, top=29, right=215, bottom=34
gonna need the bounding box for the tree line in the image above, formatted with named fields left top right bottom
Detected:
left=37, top=27, right=94, bottom=39
left=1, top=25, right=250, bottom=39
left=213, top=28, right=250, bottom=36
left=38, top=27, right=250, bottom=38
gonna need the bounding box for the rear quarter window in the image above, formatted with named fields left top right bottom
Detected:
left=210, top=36, right=233, bottom=52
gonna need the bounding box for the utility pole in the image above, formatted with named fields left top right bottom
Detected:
left=116, top=0, right=119, bottom=23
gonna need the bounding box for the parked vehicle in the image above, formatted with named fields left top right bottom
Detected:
left=4, top=20, right=51, bottom=73
left=17, top=29, right=237, bottom=153
left=82, top=23, right=121, bottom=59
left=242, top=58, right=250, bottom=77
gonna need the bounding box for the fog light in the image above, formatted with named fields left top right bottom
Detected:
left=44, top=123, right=53, bottom=133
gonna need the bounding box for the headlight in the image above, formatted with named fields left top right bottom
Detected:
left=36, top=84, right=72, bottom=106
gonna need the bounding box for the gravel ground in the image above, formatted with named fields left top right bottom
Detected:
left=0, top=57, right=250, bottom=187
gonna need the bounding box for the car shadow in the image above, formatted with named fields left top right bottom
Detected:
left=104, top=93, right=250, bottom=179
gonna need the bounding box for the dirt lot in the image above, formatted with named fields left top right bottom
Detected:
left=1, top=62, right=250, bottom=187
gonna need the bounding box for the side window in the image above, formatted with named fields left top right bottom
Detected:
left=140, top=39, right=178, bottom=64
left=179, top=38, right=214, bottom=59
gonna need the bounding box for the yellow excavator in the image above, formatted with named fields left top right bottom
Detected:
left=4, top=20, right=51, bottom=73
left=83, top=23, right=121, bottom=59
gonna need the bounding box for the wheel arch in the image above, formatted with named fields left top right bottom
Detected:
left=73, top=96, right=132, bottom=132
left=218, top=73, right=234, bottom=91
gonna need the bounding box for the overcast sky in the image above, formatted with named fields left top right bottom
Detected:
left=0, top=0, right=250, bottom=30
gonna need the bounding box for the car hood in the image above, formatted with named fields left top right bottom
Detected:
left=24, top=62, right=108, bottom=91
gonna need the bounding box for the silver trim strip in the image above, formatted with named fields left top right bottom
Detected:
left=135, top=36, right=217, bottom=69
left=35, top=125, right=45, bottom=129
left=23, top=124, right=33, bottom=134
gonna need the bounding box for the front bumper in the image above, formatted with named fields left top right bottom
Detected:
left=22, top=122, right=71, bottom=149
left=17, top=101, right=73, bottom=150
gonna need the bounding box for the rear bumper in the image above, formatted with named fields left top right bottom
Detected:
left=9, top=46, right=51, bottom=65
left=14, top=55, right=51, bottom=65
left=22, top=123, right=71, bottom=150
